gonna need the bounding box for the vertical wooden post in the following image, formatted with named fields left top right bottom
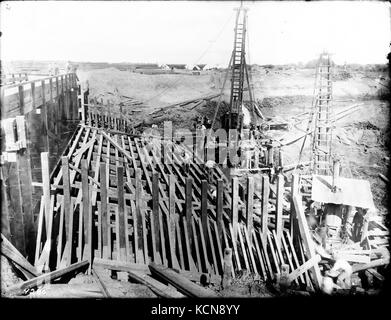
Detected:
left=6, top=159, right=26, bottom=256
left=279, top=149, right=284, bottom=167
left=31, top=82, right=36, bottom=109
left=231, top=177, right=239, bottom=243
left=222, top=248, right=233, bottom=288
left=41, top=152, right=51, bottom=234
left=0, top=174, right=11, bottom=239
left=290, top=174, right=299, bottom=236
left=41, top=80, right=49, bottom=153
left=246, top=176, right=254, bottom=234
left=169, top=174, right=176, bottom=254
left=254, top=149, right=259, bottom=168
left=117, top=166, right=126, bottom=260
left=185, top=178, right=193, bottom=248
left=49, top=78, right=53, bottom=103
left=135, top=169, right=143, bottom=263
left=268, top=146, right=274, bottom=166
left=262, top=175, right=270, bottom=244
left=151, top=172, right=160, bottom=262
left=216, top=179, right=224, bottom=245
left=62, top=157, right=72, bottom=265
left=100, top=162, right=109, bottom=259
left=275, top=174, right=284, bottom=247
left=81, top=159, right=92, bottom=268
left=201, top=180, right=209, bottom=249
left=18, top=85, right=24, bottom=113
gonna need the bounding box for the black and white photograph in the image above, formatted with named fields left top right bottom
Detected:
left=0, top=0, right=390, bottom=305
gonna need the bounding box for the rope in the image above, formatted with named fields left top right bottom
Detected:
left=208, top=54, right=232, bottom=135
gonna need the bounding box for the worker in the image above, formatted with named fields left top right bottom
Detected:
left=205, top=160, right=216, bottom=184
left=181, top=151, right=191, bottom=176
left=327, top=259, right=353, bottom=290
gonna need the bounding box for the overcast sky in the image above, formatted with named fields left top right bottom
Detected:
left=1, top=1, right=390, bottom=65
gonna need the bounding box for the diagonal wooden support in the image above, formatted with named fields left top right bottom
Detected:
left=293, top=194, right=323, bottom=289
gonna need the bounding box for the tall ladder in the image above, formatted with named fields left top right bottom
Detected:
left=229, top=7, right=247, bottom=116
left=312, top=51, right=334, bottom=175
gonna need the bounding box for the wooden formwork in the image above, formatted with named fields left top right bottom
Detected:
left=1, top=73, right=81, bottom=258
left=33, top=115, right=320, bottom=289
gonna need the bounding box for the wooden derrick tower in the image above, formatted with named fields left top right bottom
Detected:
left=312, top=51, right=334, bottom=175
left=223, top=5, right=254, bottom=131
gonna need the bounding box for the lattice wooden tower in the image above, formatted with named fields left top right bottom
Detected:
left=311, top=52, right=334, bottom=175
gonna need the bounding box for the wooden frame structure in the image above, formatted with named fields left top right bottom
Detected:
left=1, top=73, right=80, bottom=258
left=32, top=115, right=319, bottom=289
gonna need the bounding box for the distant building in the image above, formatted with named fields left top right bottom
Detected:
left=166, top=64, right=187, bottom=70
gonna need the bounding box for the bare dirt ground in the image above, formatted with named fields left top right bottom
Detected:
left=78, top=66, right=389, bottom=217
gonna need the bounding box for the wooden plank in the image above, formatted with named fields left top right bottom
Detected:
left=62, top=157, right=73, bottom=266
left=158, top=205, right=167, bottom=266
left=81, top=159, right=92, bottom=270
left=166, top=213, right=179, bottom=269
left=243, top=226, right=258, bottom=274
left=135, top=169, right=144, bottom=263
left=287, top=255, right=321, bottom=283
left=56, top=203, right=65, bottom=269
left=97, top=202, right=102, bottom=259
left=41, top=152, right=51, bottom=234
left=117, top=166, right=127, bottom=260
left=151, top=172, right=160, bottom=263
left=92, top=266, right=111, bottom=298
left=1, top=234, right=39, bottom=278
left=272, top=229, right=285, bottom=269
left=293, top=194, right=322, bottom=289
left=6, top=260, right=89, bottom=296
left=201, top=180, right=209, bottom=249
left=261, top=175, right=270, bottom=244
left=237, top=225, right=250, bottom=270
left=169, top=174, right=176, bottom=255
left=352, top=257, right=390, bottom=273
left=31, top=82, right=36, bottom=109
left=175, top=218, right=185, bottom=269
left=93, top=257, right=149, bottom=273
left=285, top=230, right=306, bottom=285
left=149, top=263, right=217, bottom=298
left=290, top=174, right=299, bottom=235
left=100, top=163, right=109, bottom=259
left=275, top=174, right=284, bottom=247
left=34, top=196, right=45, bottom=265
left=267, top=231, right=281, bottom=274
left=212, top=220, right=224, bottom=275
left=231, top=177, right=239, bottom=243
left=37, top=153, right=52, bottom=271
left=279, top=231, right=299, bottom=285
left=197, top=216, right=210, bottom=274
left=183, top=216, right=196, bottom=272
left=246, top=177, right=254, bottom=233
left=18, top=85, right=24, bottom=113
left=216, top=179, right=224, bottom=244
left=222, top=248, right=233, bottom=288
left=228, top=223, right=241, bottom=271
left=251, top=229, right=267, bottom=279
left=185, top=178, right=193, bottom=248
left=191, top=217, right=202, bottom=272
left=127, top=269, right=185, bottom=298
